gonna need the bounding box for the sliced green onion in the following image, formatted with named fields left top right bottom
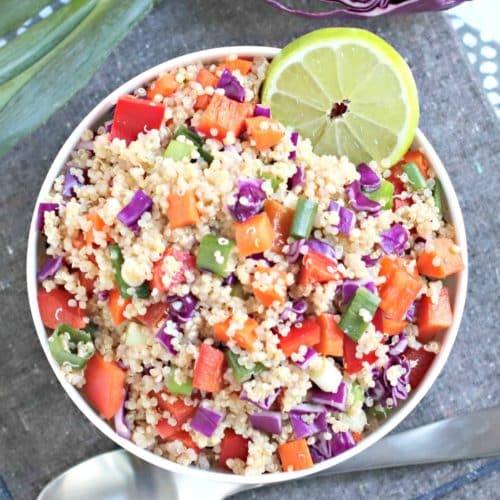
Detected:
left=164, top=139, right=197, bottom=161
left=258, top=171, right=282, bottom=192
left=174, top=125, right=213, bottom=164
left=351, top=383, right=364, bottom=404
left=196, top=234, right=234, bottom=277
left=365, top=180, right=394, bottom=210
left=109, top=244, right=150, bottom=299
left=339, top=287, right=381, bottom=342
left=226, top=350, right=264, bottom=383
left=167, top=367, right=193, bottom=396
left=433, top=179, right=443, bottom=215
left=403, top=162, right=427, bottom=191
left=290, top=197, right=317, bottom=239
left=48, top=323, right=95, bottom=369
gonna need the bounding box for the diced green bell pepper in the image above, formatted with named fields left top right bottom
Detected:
left=166, top=367, right=193, bottom=396
left=290, top=197, right=317, bottom=239
left=174, top=125, right=213, bottom=164
left=365, top=180, right=394, bottom=210
left=164, top=139, right=197, bottom=161
left=339, top=287, right=381, bottom=342
left=48, top=323, right=95, bottom=369
left=351, top=383, right=365, bottom=404
left=196, top=234, right=235, bottom=277
left=226, top=350, right=265, bottom=383
left=109, top=245, right=150, bottom=299
left=258, top=171, right=282, bottom=192
left=403, top=162, right=427, bottom=191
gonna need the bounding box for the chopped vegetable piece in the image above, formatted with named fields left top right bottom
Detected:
left=226, top=350, right=264, bottom=383
left=252, top=266, right=287, bottom=306
left=378, top=256, right=422, bottom=320
left=234, top=212, right=274, bottom=258
left=167, top=368, right=193, bottom=396
left=108, top=288, right=131, bottom=326
left=258, top=171, right=282, bottom=191
left=317, top=313, right=344, bottom=357
left=279, top=318, right=321, bottom=357
left=217, top=68, right=245, bottom=102
left=109, top=245, right=150, bottom=299
left=365, top=180, right=395, bottom=210
left=110, top=95, right=165, bottom=144
left=357, top=163, right=381, bottom=192
left=151, top=248, right=195, bottom=292
left=137, top=302, right=168, bottom=329
left=84, top=352, right=126, bottom=420
left=117, top=189, right=153, bottom=232
left=403, top=150, right=429, bottom=178
left=218, top=58, right=253, bottom=75
left=37, top=287, right=85, bottom=330
left=197, top=93, right=253, bottom=140
left=37, top=202, right=59, bottom=232
left=174, top=125, right=213, bottom=163
left=403, top=347, right=435, bottom=389
left=218, top=429, right=249, bottom=470
left=191, top=404, right=225, bottom=437
left=308, top=356, right=342, bottom=393
left=417, top=238, right=464, bottom=278
left=213, top=318, right=258, bottom=352
left=310, top=383, right=347, bottom=411
left=245, top=116, right=284, bottom=151
left=196, top=234, right=235, bottom=277
left=155, top=393, right=197, bottom=423
left=373, top=309, right=408, bottom=336
left=196, top=67, right=219, bottom=88
left=85, top=211, right=109, bottom=245
left=379, top=223, right=408, bottom=255
left=167, top=190, right=200, bottom=229
left=147, top=73, right=178, bottom=100
left=157, top=419, right=181, bottom=440
left=164, top=139, right=197, bottom=161
left=192, top=344, right=225, bottom=393
left=290, top=198, right=317, bottom=239
left=264, top=199, right=294, bottom=251
left=345, top=180, right=380, bottom=213
left=433, top=179, right=443, bottom=215
left=343, top=335, right=378, bottom=375
left=37, top=255, right=63, bottom=281
left=252, top=411, right=282, bottom=435
left=417, top=287, right=453, bottom=342
left=293, top=346, right=318, bottom=370
left=328, top=201, right=355, bottom=235
left=48, top=323, right=95, bottom=369
left=278, top=439, right=313, bottom=471
left=403, top=162, right=428, bottom=191
left=299, top=249, right=342, bottom=286
left=229, top=178, right=266, bottom=222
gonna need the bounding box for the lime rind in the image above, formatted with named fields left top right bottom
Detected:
left=262, top=28, right=419, bottom=166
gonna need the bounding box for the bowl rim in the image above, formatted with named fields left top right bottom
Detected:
left=26, top=45, right=468, bottom=485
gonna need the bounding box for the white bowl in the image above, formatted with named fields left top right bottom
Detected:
left=26, top=46, right=468, bottom=488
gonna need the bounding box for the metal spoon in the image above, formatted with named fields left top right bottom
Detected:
left=39, top=406, right=500, bottom=500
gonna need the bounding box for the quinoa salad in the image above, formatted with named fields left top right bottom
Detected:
left=35, top=54, right=465, bottom=474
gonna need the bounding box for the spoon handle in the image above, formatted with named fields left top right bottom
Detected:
left=316, top=405, right=500, bottom=476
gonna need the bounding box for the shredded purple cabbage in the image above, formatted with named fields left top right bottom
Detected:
left=37, top=203, right=59, bottom=232
left=294, top=347, right=318, bottom=370
left=361, top=253, right=382, bottom=267
left=114, top=389, right=131, bottom=439
left=96, top=290, right=110, bottom=301
left=254, top=104, right=271, bottom=118
left=222, top=273, right=238, bottom=287
left=117, top=190, right=153, bottom=232
left=357, top=163, right=381, bottom=192
left=228, top=179, right=267, bottom=222
left=240, top=387, right=281, bottom=410
left=190, top=404, right=225, bottom=437
left=166, top=294, right=197, bottom=324
left=279, top=298, right=308, bottom=324
left=62, top=165, right=87, bottom=199
left=345, top=180, right=381, bottom=213
left=289, top=404, right=328, bottom=439
left=388, top=334, right=409, bottom=356
left=250, top=411, right=282, bottom=434
left=380, top=223, right=409, bottom=255
left=328, top=201, right=355, bottom=235
left=341, top=279, right=377, bottom=307
left=305, top=239, right=337, bottom=261
left=217, top=68, right=245, bottom=103
left=155, top=320, right=179, bottom=354
left=309, top=382, right=348, bottom=411
left=405, top=301, right=418, bottom=322
left=37, top=256, right=63, bottom=281
left=287, top=166, right=304, bottom=189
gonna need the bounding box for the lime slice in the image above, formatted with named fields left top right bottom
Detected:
left=262, top=28, right=419, bottom=165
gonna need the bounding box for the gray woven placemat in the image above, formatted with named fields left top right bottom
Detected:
left=0, top=2, right=499, bottom=499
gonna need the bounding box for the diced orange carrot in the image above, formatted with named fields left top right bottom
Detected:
left=352, top=432, right=363, bottom=443
left=317, top=313, right=344, bottom=357
left=378, top=256, right=422, bottom=320
left=278, top=439, right=314, bottom=471
left=167, top=190, right=200, bottom=229
left=197, top=93, right=253, bottom=141
left=85, top=212, right=109, bottom=245
left=147, top=73, right=179, bottom=100
left=234, top=212, right=274, bottom=258
left=192, top=343, right=225, bottom=393
left=194, top=94, right=211, bottom=111
left=213, top=317, right=258, bottom=352
left=195, top=68, right=219, bottom=88
left=217, top=58, right=253, bottom=75
left=84, top=352, right=126, bottom=420
left=108, top=288, right=131, bottom=326
left=417, top=286, right=453, bottom=342
left=417, top=238, right=465, bottom=279
left=245, top=116, right=284, bottom=151
left=372, top=309, right=408, bottom=336
left=264, top=199, right=294, bottom=251
left=252, top=266, right=287, bottom=306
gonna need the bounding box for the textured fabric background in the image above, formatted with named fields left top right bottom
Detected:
left=0, top=1, right=499, bottom=499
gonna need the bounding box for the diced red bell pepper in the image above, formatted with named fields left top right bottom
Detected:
left=372, top=309, right=408, bottom=336
left=279, top=317, right=321, bottom=357
left=299, top=250, right=343, bottom=286
left=403, top=347, right=435, bottom=389
left=192, top=344, right=225, bottom=393
left=343, top=335, right=378, bottom=375
left=417, top=287, right=453, bottom=342
left=156, top=421, right=200, bottom=453
left=137, top=302, right=168, bottom=329
left=151, top=248, right=196, bottom=292
left=218, top=429, right=249, bottom=469
left=38, top=287, right=86, bottom=330
left=154, top=393, right=197, bottom=423
left=316, top=313, right=344, bottom=357
left=110, top=95, right=165, bottom=144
